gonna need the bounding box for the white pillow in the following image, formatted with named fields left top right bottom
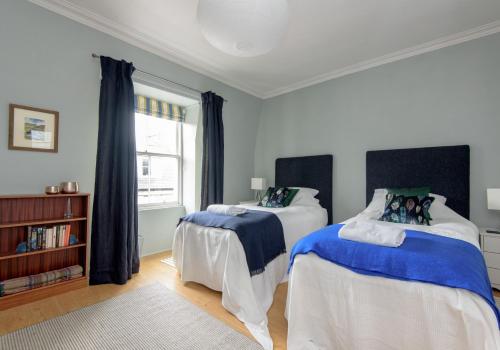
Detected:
left=430, top=193, right=447, bottom=204
left=290, top=187, right=319, bottom=197
left=290, top=187, right=320, bottom=207
left=363, top=188, right=388, bottom=215
left=363, top=188, right=447, bottom=218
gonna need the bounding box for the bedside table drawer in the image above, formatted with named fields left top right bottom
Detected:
left=487, top=268, right=500, bottom=286
left=484, top=236, right=500, bottom=253
left=484, top=252, right=500, bottom=269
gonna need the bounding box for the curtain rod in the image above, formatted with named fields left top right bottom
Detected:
left=91, top=53, right=227, bottom=102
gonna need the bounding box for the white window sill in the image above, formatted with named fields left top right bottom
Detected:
left=138, top=203, right=184, bottom=212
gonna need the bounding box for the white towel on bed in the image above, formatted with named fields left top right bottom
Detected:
left=339, top=220, right=406, bottom=247
left=207, top=204, right=248, bottom=216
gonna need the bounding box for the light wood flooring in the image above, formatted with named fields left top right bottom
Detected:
left=1, top=251, right=499, bottom=350
left=0, top=251, right=288, bottom=349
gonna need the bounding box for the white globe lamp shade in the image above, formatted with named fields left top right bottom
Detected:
left=197, top=0, right=289, bottom=57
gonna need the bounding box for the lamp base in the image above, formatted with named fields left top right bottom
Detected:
left=255, top=191, right=263, bottom=202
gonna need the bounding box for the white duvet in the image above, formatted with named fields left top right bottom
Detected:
left=286, top=202, right=500, bottom=350
left=173, top=204, right=327, bottom=349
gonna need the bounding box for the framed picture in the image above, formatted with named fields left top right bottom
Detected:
left=8, top=104, right=59, bottom=153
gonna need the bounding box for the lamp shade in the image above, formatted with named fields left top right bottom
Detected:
left=251, top=178, right=266, bottom=191
left=487, top=189, right=500, bottom=210
left=197, top=0, right=289, bottom=57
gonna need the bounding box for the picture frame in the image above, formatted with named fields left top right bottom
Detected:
left=8, top=104, right=59, bottom=153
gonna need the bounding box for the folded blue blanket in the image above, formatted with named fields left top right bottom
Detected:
left=289, top=224, right=500, bottom=328
left=181, top=210, right=285, bottom=276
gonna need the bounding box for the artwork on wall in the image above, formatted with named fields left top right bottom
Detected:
left=8, top=104, right=59, bottom=153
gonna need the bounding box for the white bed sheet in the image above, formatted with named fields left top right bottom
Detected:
left=286, top=208, right=500, bottom=350
left=173, top=204, right=327, bottom=350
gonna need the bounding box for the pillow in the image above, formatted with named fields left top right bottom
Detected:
left=290, top=187, right=319, bottom=197
left=291, top=195, right=320, bottom=207
left=387, top=187, right=431, bottom=196
left=430, top=193, right=447, bottom=204
left=379, top=194, right=435, bottom=225
left=290, top=187, right=320, bottom=206
left=259, top=187, right=299, bottom=208
left=364, top=188, right=389, bottom=213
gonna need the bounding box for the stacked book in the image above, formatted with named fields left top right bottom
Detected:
left=0, top=265, right=83, bottom=296
left=27, top=225, right=72, bottom=251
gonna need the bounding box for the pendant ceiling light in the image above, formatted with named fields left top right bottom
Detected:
left=197, top=0, right=289, bottom=57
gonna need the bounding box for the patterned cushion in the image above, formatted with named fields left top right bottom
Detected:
left=259, top=187, right=299, bottom=208
left=379, top=194, right=435, bottom=225
left=387, top=187, right=431, bottom=196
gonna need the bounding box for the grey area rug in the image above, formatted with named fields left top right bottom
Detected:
left=0, top=284, right=262, bottom=350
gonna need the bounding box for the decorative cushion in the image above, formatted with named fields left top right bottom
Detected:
left=387, top=187, right=431, bottom=196
left=259, top=187, right=299, bottom=208
left=379, top=194, right=435, bottom=225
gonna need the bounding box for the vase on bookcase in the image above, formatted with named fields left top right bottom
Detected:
left=64, top=198, right=73, bottom=219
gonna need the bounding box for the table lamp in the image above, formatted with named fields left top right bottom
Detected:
left=251, top=178, right=267, bottom=201
left=487, top=189, right=500, bottom=234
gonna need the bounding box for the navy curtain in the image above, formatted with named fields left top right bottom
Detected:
left=201, top=91, right=225, bottom=210
left=90, top=56, right=140, bottom=285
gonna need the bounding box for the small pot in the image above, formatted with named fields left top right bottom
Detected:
left=45, top=186, right=60, bottom=195
left=60, top=181, right=79, bottom=194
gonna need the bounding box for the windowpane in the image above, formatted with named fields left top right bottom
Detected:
left=137, top=156, right=179, bottom=206
left=135, top=113, right=178, bottom=155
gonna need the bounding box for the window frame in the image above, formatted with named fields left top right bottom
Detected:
left=136, top=115, right=183, bottom=211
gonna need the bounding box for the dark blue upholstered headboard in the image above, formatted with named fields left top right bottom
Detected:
left=366, top=145, right=470, bottom=219
left=275, top=155, right=333, bottom=224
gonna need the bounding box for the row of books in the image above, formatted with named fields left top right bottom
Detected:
left=27, top=225, right=72, bottom=251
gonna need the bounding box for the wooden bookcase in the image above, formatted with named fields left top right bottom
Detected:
left=0, top=193, right=90, bottom=310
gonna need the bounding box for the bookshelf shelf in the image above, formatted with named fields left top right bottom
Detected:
left=0, top=193, right=90, bottom=310
left=0, top=217, right=87, bottom=229
left=0, top=276, right=88, bottom=310
left=0, top=243, right=86, bottom=261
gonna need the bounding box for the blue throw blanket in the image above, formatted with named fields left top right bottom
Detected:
left=181, top=210, right=285, bottom=276
left=289, top=224, right=500, bottom=327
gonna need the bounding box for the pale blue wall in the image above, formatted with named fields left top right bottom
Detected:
left=0, top=0, right=262, bottom=255
left=255, top=33, right=500, bottom=228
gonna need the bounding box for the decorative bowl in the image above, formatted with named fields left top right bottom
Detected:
left=45, top=185, right=60, bottom=195
left=60, top=181, right=79, bottom=194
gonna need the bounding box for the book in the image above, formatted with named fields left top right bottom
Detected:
left=26, top=226, right=32, bottom=252
left=30, top=228, right=36, bottom=251
left=36, top=228, right=41, bottom=250
left=52, top=228, right=57, bottom=249
left=57, top=225, right=63, bottom=248
left=46, top=228, right=51, bottom=249
left=65, top=224, right=71, bottom=246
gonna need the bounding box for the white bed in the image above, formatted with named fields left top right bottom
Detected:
left=285, top=195, right=500, bottom=350
left=173, top=203, right=327, bottom=349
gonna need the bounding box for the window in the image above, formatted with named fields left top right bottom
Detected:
left=135, top=113, right=182, bottom=208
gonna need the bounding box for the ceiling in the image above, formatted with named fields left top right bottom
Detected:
left=31, top=0, right=500, bottom=99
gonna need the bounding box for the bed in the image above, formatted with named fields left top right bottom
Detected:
left=173, top=155, right=332, bottom=350
left=286, top=145, right=500, bottom=350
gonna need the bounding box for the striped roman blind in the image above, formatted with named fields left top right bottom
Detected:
left=134, top=95, right=186, bottom=122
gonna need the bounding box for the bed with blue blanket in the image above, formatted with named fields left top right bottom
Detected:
left=286, top=205, right=500, bottom=350
left=172, top=155, right=333, bottom=350
left=173, top=204, right=327, bottom=350
left=286, top=146, right=500, bottom=350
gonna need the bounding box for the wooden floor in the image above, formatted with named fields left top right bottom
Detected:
left=0, top=251, right=288, bottom=349
left=1, top=251, right=499, bottom=350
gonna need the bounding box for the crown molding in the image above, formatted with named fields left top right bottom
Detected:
left=261, top=20, right=500, bottom=99
left=28, top=0, right=500, bottom=100
left=29, top=0, right=265, bottom=98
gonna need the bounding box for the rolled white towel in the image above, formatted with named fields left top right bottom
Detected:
left=339, top=220, right=406, bottom=247
left=207, top=204, right=247, bottom=216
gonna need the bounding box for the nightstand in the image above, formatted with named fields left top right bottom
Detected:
left=239, top=200, right=259, bottom=205
left=479, top=228, right=500, bottom=290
